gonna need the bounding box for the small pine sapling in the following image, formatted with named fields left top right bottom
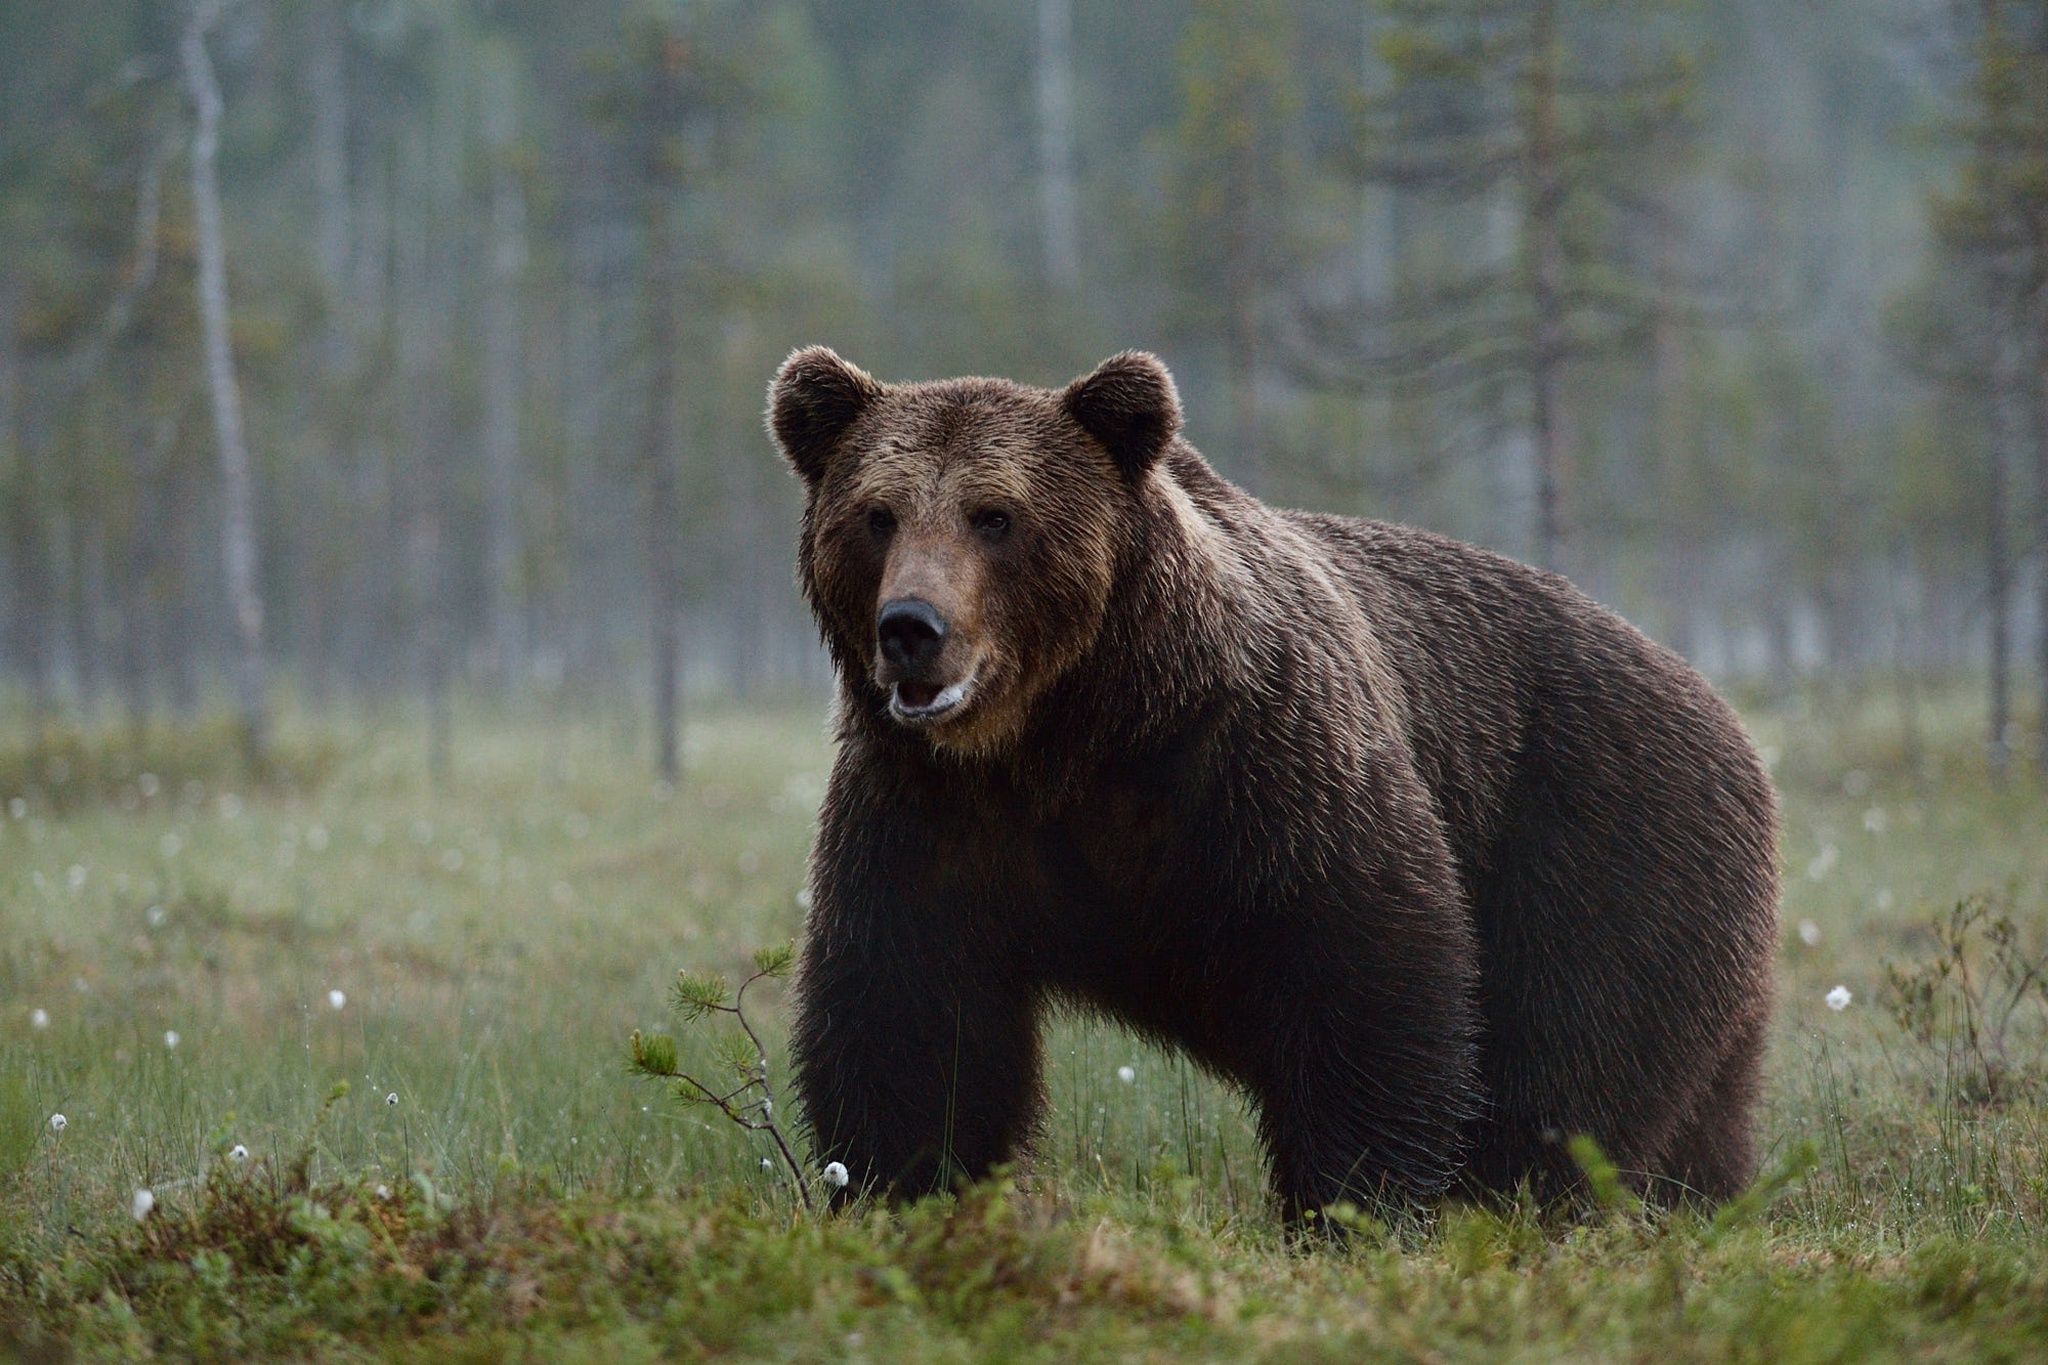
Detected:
left=629, top=942, right=816, bottom=1211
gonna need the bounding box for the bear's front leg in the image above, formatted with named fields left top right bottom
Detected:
left=790, top=781, right=1044, bottom=1203
left=791, top=913, right=1041, bottom=1202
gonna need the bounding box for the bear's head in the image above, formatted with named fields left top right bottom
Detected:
left=768, top=347, right=1181, bottom=756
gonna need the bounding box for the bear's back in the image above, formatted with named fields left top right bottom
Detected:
left=1282, top=509, right=1774, bottom=916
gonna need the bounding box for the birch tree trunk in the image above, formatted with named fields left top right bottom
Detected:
left=1035, top=0, right=1079, bottom=292
left=1524, top=0, right=1567, bottom=573
left=180, top=1, right=268, bottom=762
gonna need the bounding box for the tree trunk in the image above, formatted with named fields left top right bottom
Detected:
left=305, top=0, right=352, bottom=714
left=1225, top=133, right=1261, bottom=493
left=1358, top=8, right=1394, bottom=484
left=308, top=0, right=350, bottom=303
left=395, top=122, right=454, bottom=788
left=2033, top=285, right=2048, bottom=776
left=644, top=113, right=683, bottom=784
left=1036, top=0, right=1079, bottom=292
left=180, top=3, right=268, bottom=764
left=71, top=513, right=106, bottom=715
left=1988, top=320, right=2020, bottom=776
left=167, top=458, right=200, bottom=724
left=117, top=404, right=171, bottom=737
left=1524, top=0, right=1567, bottom=573
left=0, top=277, right=40, bottom=736
left=1651, top=195, right=1696, bottom=660
left=482, top=81, right=526, bottom=686
left=0, top=346, right=54, bottom=737
left=1889, top=555, right=1924, bottom=784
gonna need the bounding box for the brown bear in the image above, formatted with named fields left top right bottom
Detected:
left=768, top=346, right=1778, bottom=1221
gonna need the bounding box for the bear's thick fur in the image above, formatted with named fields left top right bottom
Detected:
left=769, top=347, right=1779, bottom=1219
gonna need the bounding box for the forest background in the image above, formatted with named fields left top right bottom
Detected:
left=3, top=0, right=2048, bottom=771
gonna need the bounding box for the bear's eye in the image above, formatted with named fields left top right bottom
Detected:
left=972, top=509, right=1011, bottom=539
left=867, top=507, right=897, bottom=538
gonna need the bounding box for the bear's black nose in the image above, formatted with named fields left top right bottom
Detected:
left=877, top=598, right=948, bottom=671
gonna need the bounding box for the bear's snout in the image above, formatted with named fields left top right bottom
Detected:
left=877, top=598, right=948, bottom=673
left=875, top=595, right=976, bottom=722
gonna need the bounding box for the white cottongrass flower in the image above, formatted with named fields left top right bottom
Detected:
left=229, top=1144, right=250, bottom=1162
left=48, top=1113, right=67, bottom=1134
left=131, top=1188, right=155, bottom=1222
left=30, top=1008, right=49, bottom=1029
left=163, top=1030, right=180, bottom=1050
left=146, top=904, right=167, bottom=928
left=376, top=1184, right=392, bottom=1200
left=1806, top=844, right=1840, bottom=882
left=1826, top=985, right=1853, bottom=1012
left=761, top=1158, right=774, bottom=1172
left=1116, top=1065, right=1136, bottom=1084
left=327, top=989, right=347, bottom=1011
left=823, top=1161, right=850, bottom=1189
left=386, top=1092, right=398, bottom=1107
left=1797, top=919, right=1822, bottom=947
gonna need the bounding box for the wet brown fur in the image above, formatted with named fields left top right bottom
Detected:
left=768, top=346, right=1780, bottom=1221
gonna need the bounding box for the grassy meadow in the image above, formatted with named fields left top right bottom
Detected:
left=3, top=684, right=2048, bottom=1360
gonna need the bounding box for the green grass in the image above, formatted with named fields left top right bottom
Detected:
left=3, top=684, right=2048, bottom=1361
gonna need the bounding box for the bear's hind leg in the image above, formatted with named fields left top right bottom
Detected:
left=1648, top=1010, right=1768, bottom=1206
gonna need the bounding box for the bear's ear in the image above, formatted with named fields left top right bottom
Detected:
left=1061, top=350, right=1182, bottom=482
left=767, top=346, right=884, bottom=485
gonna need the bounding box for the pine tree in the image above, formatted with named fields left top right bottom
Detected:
left=1171, top=0, right=1298, bottom=493
left=1925, top=0, right=2048, bottom=773
left=1298, top=0, right=1697, bottom=571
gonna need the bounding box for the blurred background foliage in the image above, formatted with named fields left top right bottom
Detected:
left=1, top=0, right=2046, bottom=773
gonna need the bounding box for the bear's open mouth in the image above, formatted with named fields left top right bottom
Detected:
left=889, top=676, right=972, bottom=723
